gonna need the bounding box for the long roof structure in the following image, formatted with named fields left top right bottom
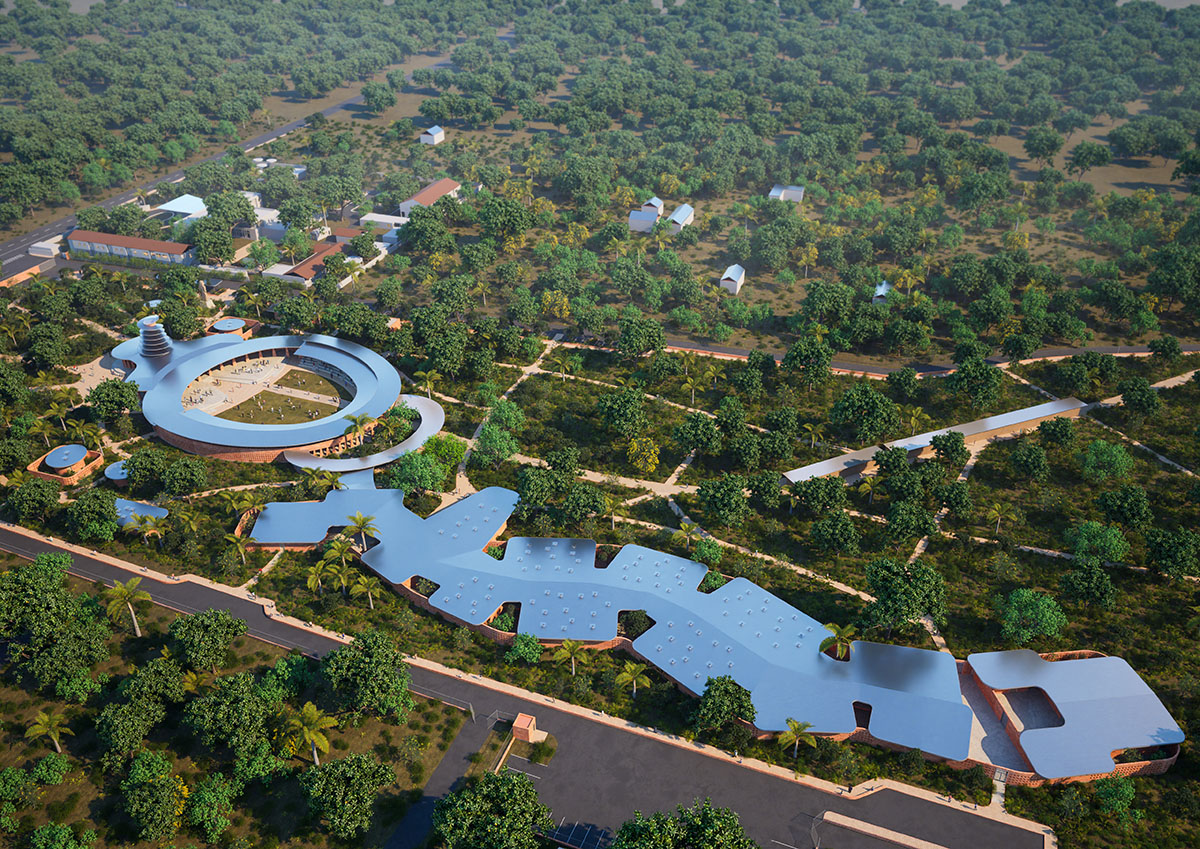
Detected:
left=111, top=321, right=403, bottom=451
left=782, top=398, right=1086, bottom=484
left=969, top=650, right=1183, bottom=779
left=250, top=482, right=973, bottom=757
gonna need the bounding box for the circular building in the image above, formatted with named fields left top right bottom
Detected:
left=104, top=459, right=129, bottom=486
left=44, top=444, right=89, bottom=474
left=111, top=316, right=405, bottom=463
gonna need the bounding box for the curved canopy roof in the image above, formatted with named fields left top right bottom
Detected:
left=45, top=444, right=88, bottom=469
left=112, top=329, right=403, bottom=450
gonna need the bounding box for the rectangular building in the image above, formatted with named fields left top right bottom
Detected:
left=66, top=230, right=194, bottom=265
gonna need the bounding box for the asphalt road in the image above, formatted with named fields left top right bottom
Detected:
left=0, top=525, right=1044, bottom=849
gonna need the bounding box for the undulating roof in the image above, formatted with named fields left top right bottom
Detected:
left=969, top=650, right=1184, bottom=779
left=283, top=394, right=445, bottom=471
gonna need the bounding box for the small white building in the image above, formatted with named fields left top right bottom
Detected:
left=667, top=203, right=694, bottom=234
left=769, top=184, right=806, bottom=204
left=28, top=237, right=61, bottom=258
left=628, top=209, right=659, bottom=234
left=872, top=280, right=892, bottom=304
left=359, top=212, right=410, bottom=230
left=720, top=264, right=746, bottom=295
left=155, top=194, right=208, bottom=224
left=421, top=126, right=446, bottom=145
left=641, top=196, right=664, bottom=217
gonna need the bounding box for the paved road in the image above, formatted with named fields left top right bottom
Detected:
left=0, top=34, right=516, bottom=268
left=0, top=525, right=1045, bottom=849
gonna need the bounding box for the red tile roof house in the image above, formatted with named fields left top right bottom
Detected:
left=398, top=178, right=460, bottom=216
left=66, top=230, right=194, bottom=265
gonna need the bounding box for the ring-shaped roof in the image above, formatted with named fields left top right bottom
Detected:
left=112, top=329, right=403, bottom=450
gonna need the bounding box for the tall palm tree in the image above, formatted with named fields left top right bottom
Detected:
left=350, top=574, right=382, bottom=610
left=80, top=423, right=105, bottom=451
left=856, top=476, right=883, bottom=506
left=324, top=535, right=354, bottom=569
left=342, top=413, right=376, bottom=445
left=680, top=351, right=698, bottom=377
left=224, top=533, right=251, bottom=566
left=287, top=701, right=338, bottom=766
left=985, top=502, right=1020, bottom=535
left=801, top=421, right=827, bottom=449
left=142, top=515, right=170, bottom=548
left=333, top=562, right=357, bottom=597
left=552, top=639, right=589, bottom=676
left=345, top=512, right=378, bottom=550
left=242, top=290, right=265, bottom=318
left=601, top=493, right=620, bottom=531
left=547, top=351, right=573, bottom=382
left=681, top=376, right=702, bottom=406
left=46, top=402, right=71, bottom=431
left=28, top=418, right=54, bottom=447
left=819, top=622, right=857, bottom=661
left=25, top=709, right=73, bottom=754
left=307, top=561, right=332, bottom=596
left=64, top=418, right=88, bottom=442
left=103, top=577, right=151, bottom=638
left=616, top=661, right=651, bottom=698
left=778, top=718, right=817, bottom=759
left=704, top=363, right=726, bottom=388
left=903, top=406, right=933, bottom=437
left=672, top=521, right=699, bottom=552
left=413, top=369, right=442, bottom=399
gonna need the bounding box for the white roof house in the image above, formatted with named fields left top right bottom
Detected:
left=628, top=209, right=659, bottom=234
left=769, top=184, right=806, bottom=204
left=359, top=212, right=410, bottom=230
left=641, top=196, right=664, bottom=216
left=720, top=264, right=746, bottom=295
left=873, top=280, right=892, bottom=303
left=155, top=194, right=208, bottom=222
left=667, top=204, right=694, bottom=233
left=421, top=126, right=446, bottom=145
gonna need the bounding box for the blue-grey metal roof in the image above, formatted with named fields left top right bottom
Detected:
left=668, top=204, right=694, bottom=224
left=110, top=327, right=403, bottom=450
left=250, top=482, right=972, bottom=756
left=212, top=317, right=246, bottom=332
left=104, top=460, right=128, bottom=481
left=782, top=398, right=1086, bottom=484
left=157, top=194, right=207, bottom=216
left=45, top=444, right=87, bottom=469
left=114, top=498, right=169, bottom=528
left=968, top=650, right=1183, bottom=779
left=283, top=394, right=445, bottom=471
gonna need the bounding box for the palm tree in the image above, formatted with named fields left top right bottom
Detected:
left=224, top=533, right=251, bottom=566
left=242, top=290, right=265, bottom=318
left=672, top=521, right=699, bottom=552
left=414, top=369, right=442, bottom=399
left=616, top=661, right=651, bottom=698
left=601, top=493, right=620, bottom=531
left=80, top=423, right=105, bottom=451
left=350, top=574, right=382, bottom=610
left=103, top=577, right=151, bottom=638
left=547, top=351, right=574, bottom=382
left=468, top=279, right=490, bottom=308
left=287, top=702, right=338, bottom=766
left=985, top=502, right=1020, bottom=535
left=25, top=709, right=73, bottom=754
left=856, top=476, right=884, bottom=506
left=778, top=718, right=817, bottom=759
left=142, top=515, right=170, bottom=548
left=28, top=418, right=54, bottom=447
left=333, top=562, right=357, bottom=597
left=552, top=639, right=589, bottom=676
left=903, top=406, right=933, bottom=437
left=342, top=413, right=376, bottom=445
left=819, top=622, right=857, bottom=661
left=681, top=376, right=702, bottom=406
left=324, top=535, right=354, bottom=568
left=801, top=421, right=827, bottom=449
left=307, top=561, right=332, bottom=595
left=181, top=670, right=207, bottom=694
left=345, top=512, right=378, bottom=550
left=680, top=351, right=698, bottom=377
left=64, top=418, right=88, bottom=442
left=46, top=402, right=71, bottom=431
left=704, top=363, right=726, bottom=388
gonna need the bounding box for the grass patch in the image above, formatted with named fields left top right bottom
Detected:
left=271, top=367, right=353, bottom=402
left=215, top=389, right=339, bottom=424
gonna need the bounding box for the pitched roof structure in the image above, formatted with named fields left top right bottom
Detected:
left=67, top=230, right=191, bottom=255
left=408, top=178, right=461, bottom=208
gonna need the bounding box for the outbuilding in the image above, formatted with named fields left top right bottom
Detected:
left=420, top=126, right=446, bottom=145
left=668, top=204, right=694, bottom=233
left=769, top=184, right=806, bottom=204
left=720, top=264, right=746, bottom=295
left=872, top=280, right=892, bottom=304
left=628, top=209, right=659, bottom=234
left=641, top=196, right=664, bottom=217
left=398, top=178, right=461, bottom=216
